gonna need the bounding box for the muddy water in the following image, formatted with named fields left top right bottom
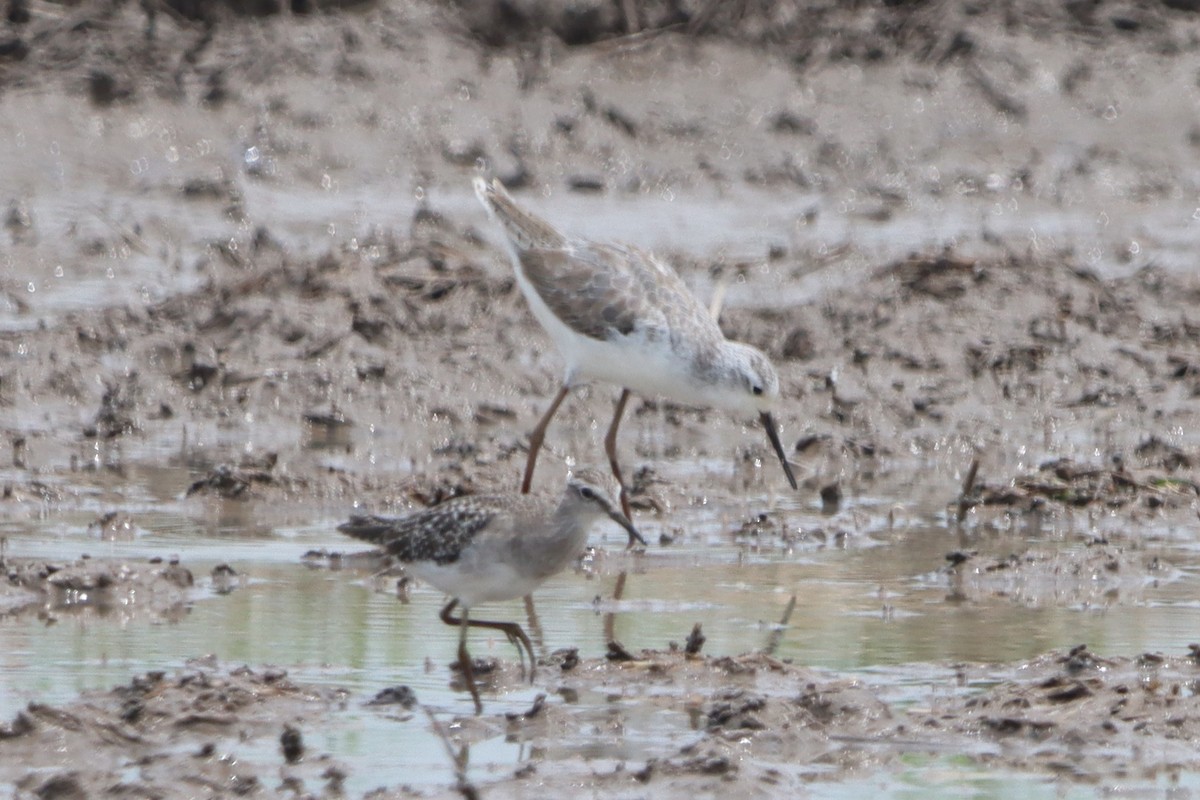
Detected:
left=3, top=461, right=1198, bottom=794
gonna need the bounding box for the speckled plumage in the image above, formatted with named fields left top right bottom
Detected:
left=338, top=494, right=530, bottom=567
left=337, top=471, right=641, bottom=608
left=338, top=472, right=642, bottom=714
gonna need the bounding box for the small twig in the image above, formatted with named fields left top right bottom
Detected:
left=589, top=22, right=685, bottom=54
left=956, top=457, right=981, bottom=523
left=762, top=594, right=797, bottom=656
left=421, top=705, right=480, bottom=800
left=963, top=60, right=1027, bottom=119
left=89, top=206, right=151, bottom=256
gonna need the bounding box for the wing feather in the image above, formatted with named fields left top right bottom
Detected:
left=337, top=496, right=508, bottom=566
left=519, top=242, right=716, bottom=345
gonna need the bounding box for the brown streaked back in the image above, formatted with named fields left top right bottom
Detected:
left=338, top=494, right=515, bottom=566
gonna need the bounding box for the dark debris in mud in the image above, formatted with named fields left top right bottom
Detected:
left=402, top=646, right=1200, bottom=796
left=0, top=555, right=250, bottom=622
left=565, top=647, right=1200, bottom=786
left=0, top=663, right=350, bottom=800
left=1, top=555, right=196, bottom=615
left=0, top=640, right=1199, bottom=799
left=184, top=461, right=297, bottom=500
left=922, top=645, right=1200, bottom=775
left=366, top=686, right=417, bottom=709
left=960, top=456, right=1200, bottom=515
left=445, top=0, right=1200, bottom=64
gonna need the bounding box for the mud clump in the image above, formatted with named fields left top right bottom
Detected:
left=0, top=663, right=349, bottom=800
left=961, top=456, right=1200, bottom=515
left=0, top=556, right=201, bottom=620
left=922, top=646, right=1200, bottom=775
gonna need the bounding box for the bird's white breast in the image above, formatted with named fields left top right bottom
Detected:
left=411, top=559, right=542, bottom=608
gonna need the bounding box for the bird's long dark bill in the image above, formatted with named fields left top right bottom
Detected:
left=761, top=411, right=799, bottom=490
left=607, top=508, right=647, bottom=546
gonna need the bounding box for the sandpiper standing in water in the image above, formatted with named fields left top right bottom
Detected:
left=338, top=470, right=642, bottom=714
left=474, top=177, right=798, bottom=522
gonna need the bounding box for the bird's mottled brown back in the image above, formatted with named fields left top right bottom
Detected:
left=338, top=495, right=518, bottom=566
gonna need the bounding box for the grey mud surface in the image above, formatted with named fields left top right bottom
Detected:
left=3, top=0, right=1200, bottom=796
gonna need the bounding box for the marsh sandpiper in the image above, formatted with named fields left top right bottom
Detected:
left=473, top=177, right=798, bottom=522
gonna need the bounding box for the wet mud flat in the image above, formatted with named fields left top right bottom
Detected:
left=3, top=0, right=1200, bottom=796
left=3, top=643, right=1200, bottom=799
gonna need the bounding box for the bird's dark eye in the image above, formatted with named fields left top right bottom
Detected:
left=751, top=385, right=764, bottom=396
left=579, top=486, right=595, bottom=500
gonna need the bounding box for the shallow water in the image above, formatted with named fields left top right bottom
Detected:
left=2, top=460, right=1198, bottom=795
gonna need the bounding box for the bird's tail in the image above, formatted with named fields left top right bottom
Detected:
left=337, top=515, right=397, bottom=545
left=472, top=177, right=565, bottom=251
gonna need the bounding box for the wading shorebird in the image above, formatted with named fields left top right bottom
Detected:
left=473, top=177, right=798, bottom=524
left=338, top=470, right=642, bottom=714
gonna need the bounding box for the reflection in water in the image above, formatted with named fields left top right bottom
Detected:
left=762, top=593, right=797, bottom=656
left=602, top=570, right=627, bottom=645
left=522, top=593, right=544, bottom=655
